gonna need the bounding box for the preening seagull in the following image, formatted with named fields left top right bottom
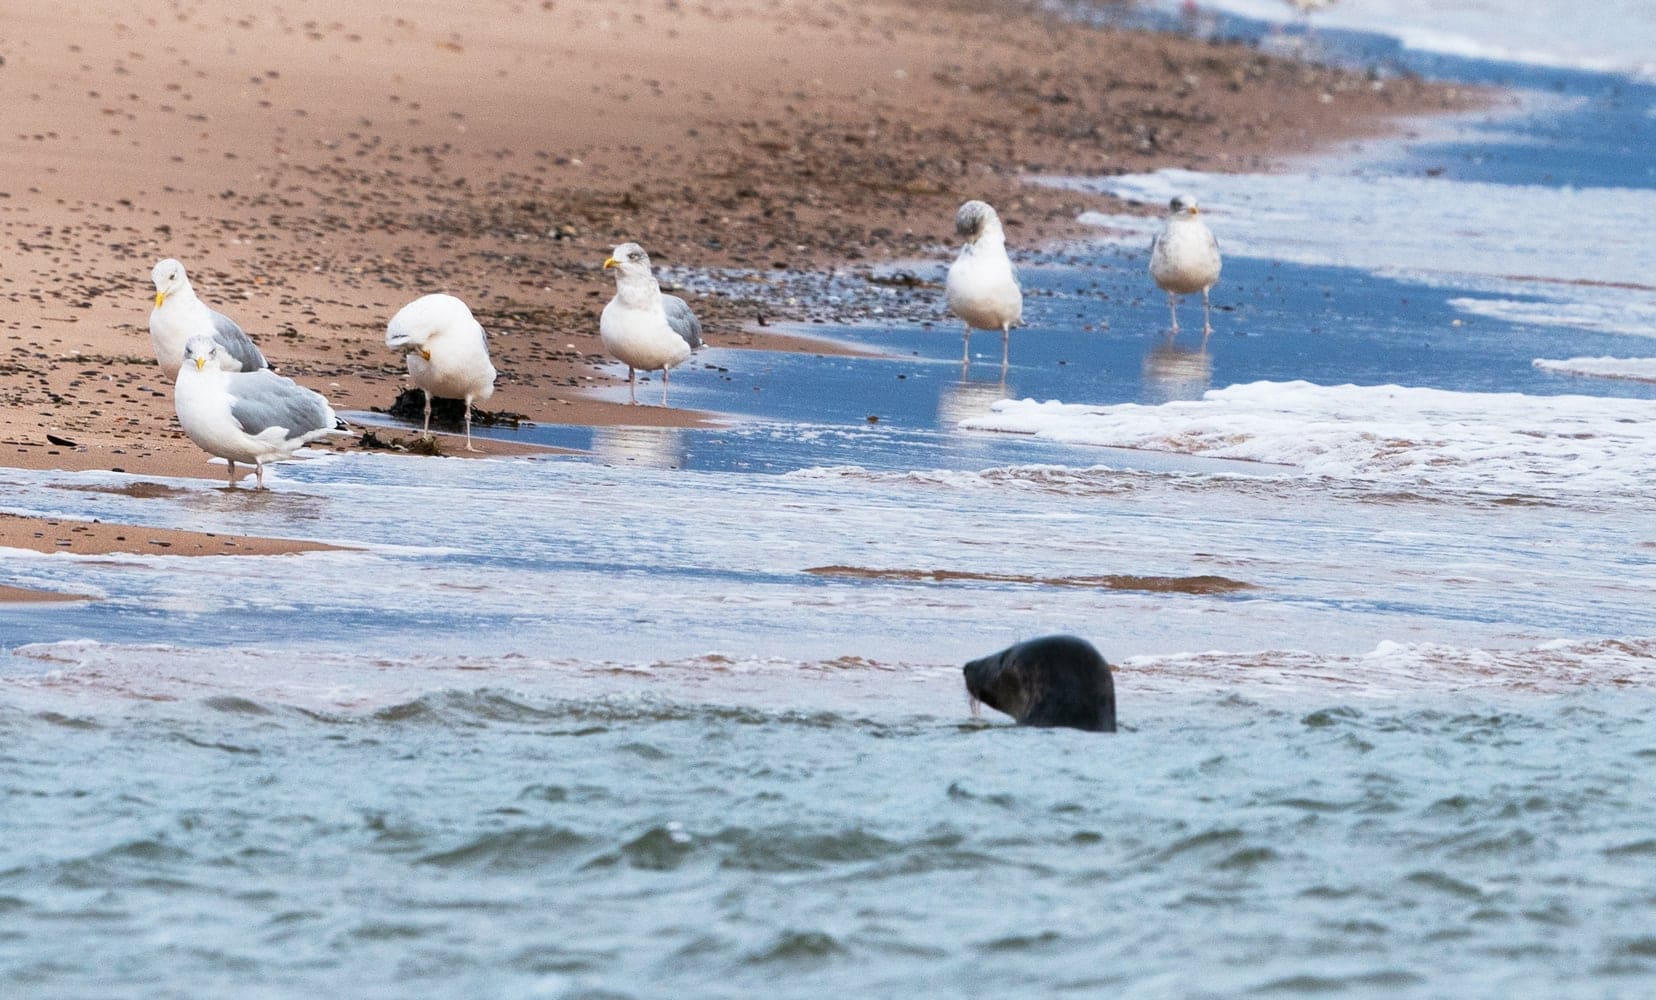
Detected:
left=149, top=258, right=269, bottom=378
left=1149, top=194, right=1222, bottom=340
left=173, top=335, right=347, bottom=489
left=600, top=243, right=703, bottom=406
left=385, top=293, right=498, bottom=452
left=945, top=200, right=1023, bottom=372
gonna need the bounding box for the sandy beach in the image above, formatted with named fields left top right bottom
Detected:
left=0, top=0, right=1465, bottom=509
left=7, top=1, right=1656, bottom=991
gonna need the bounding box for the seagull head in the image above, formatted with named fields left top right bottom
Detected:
left=603, top=242, right=655, bottom=282
left=182, top=335, right=220, bottom=373
left=1168, top=194, right=1201, bottom=218
left=151, top=258, right=190, bottom=308
left=954, top=200, right=1000, bottom=243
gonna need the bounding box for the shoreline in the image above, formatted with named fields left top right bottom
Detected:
left=0, top=0, right=1478, bottom=554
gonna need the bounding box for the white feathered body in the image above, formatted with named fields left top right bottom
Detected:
left=1150, top=217, right=1222, bottom=295
left=150, top=290, right=245, bottom=378
left=174, top=367, right=338, bottom=466
left=946, top=236, right=1022, bottom=332
left=601, top=279, right=693, bottom=373
left=386, top=294, right=497, bottom=403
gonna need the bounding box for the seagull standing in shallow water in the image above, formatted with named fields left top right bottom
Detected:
left=173, top=336, right=346, bottom=489
left=385, top=293, right=497, bottom=451
left=600, top=243, right=703, bottom=406
left=149, top=258, right=269, bottom=378
left=945, top=200, right=1023, bottom=373
left=1150, top=194, right=1223, bottom=340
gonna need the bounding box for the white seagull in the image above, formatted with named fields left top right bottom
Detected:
left=945, top=200, right=1023, bottom=372
left=385, top=293, right=498, bottom=452
left=1149, top=194, right=1222, bottom=340
left=600, top=243, right=703, bottom=406
left=173, top=335, right=347, bottom=489
left=149, top=258, right=269, bottom=378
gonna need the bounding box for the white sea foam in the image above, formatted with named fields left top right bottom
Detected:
left=1070, top=168, right=1656, bottom=338
left=962, top=380, right=1656, bottom=495
left=1122, top=635, right=1656, bottom=698
left=1172, top=0, right=1656, bottom=81
left=1532, top=356, right=1656, bottom=382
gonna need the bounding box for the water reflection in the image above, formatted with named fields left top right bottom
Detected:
left=590, top=426, right=687, bottom=469
left=938, top=376, right=1012, bottom=429
left=1143, top=343, right=1212, bottom=403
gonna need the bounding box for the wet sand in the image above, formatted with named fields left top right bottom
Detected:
left=0, top=584, right=95, bottom=604
left=0, top=510, right=344, bottom=557
left=805, top=565, right=1255, bottom=594
left=0, top=0, right=1470, bottom=555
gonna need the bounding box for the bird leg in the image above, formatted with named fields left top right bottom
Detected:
left=1000, top=323, right=1011, bottom=375
left=961, top=323, right=972, bottom=369
left=463, top=394, right=480, bottom=452
left=661, top=366, right=671, bottom=407
left=1201, top=287, right=1214, bottom=341
left=255, top=461, right=266, bottom=491
left=1167, top=292, right=1181, bottom=336
left=227, top=459, right=238, bottom=489
left=628, top=367, right=638, bottom=405
left=422, top=390, right=432, bottom=435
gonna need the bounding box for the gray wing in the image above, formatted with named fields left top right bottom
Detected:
left=663, top=294, right=703, bottom=350
left=230, top=370, right=335, bottom=442
left=210, top=309, right=269, bottom=371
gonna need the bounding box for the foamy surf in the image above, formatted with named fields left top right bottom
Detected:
left=1170, top=0, right=1656, bottom=81
left=1533, top=356, right=1656, bottom=383
left=961, top=380, right=1656, bottom=497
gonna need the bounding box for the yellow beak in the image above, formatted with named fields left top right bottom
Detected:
left=602, top=257, right=618, bottom=269
left=194, top=356, right=206, bottom=371
left=419, top=348, right=432, bottom=360
left=154, top=291, right=166, bottom=307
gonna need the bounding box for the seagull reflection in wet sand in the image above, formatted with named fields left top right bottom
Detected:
left=1143, top=343, right=1213, bottom=403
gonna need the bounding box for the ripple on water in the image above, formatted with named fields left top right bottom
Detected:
left=414, top=825, right=593, bottom=872
left=745, top=929, right=848, bottom=965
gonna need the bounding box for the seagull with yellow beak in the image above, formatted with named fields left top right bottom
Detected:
left=600, top=243, right=703, bottom=405
left=1149, top=194, right=1223, bottom=340
left=385, top=293, right=498, bottom=451
left=172, top=335, right=346, bottom=489
left=149, top=258, right=269, bottom=378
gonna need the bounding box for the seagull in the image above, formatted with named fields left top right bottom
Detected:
left=1149, top=194, right=1222, bottom=340
left=173, top=335, right=347, bottom=489
left=1286, top=0, right=1337, bottom=27
left=385, top=293, right=498, bottom=452
left=149, top=258, right=269, bottom=378
left=600, top=243, right=703, bottom=406
left=945, top=200, right=1023, bottom=372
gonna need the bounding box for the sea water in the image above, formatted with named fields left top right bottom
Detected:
left=4, top=3, right=1656, bottom=997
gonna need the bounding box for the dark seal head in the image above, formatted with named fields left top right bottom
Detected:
left=964, top=635, right=1116, bottom=733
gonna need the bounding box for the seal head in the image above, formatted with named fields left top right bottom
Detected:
left=963, top=635, right=1116, bottom=732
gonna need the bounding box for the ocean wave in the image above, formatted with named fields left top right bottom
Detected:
left=1533, top=356, right=1656, bottom=383
left=1184, top=0, right=1656, bottom=81
left=1122, top=636, right=1656, bottom=697
left=961, top=381, right=1656, bottom=497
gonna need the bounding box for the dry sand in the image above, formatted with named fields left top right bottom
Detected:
left=0, top=0, right=1472, bottom=556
